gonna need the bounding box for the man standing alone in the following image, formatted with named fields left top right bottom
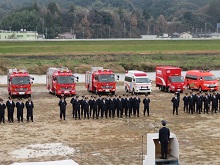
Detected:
left=159, top=120, right=170, bottom=159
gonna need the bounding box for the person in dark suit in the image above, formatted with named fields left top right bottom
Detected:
left=16, top=98, right=24, bottom=122
left=101, top=97, right=107, bottom=119
left=70, top=95, right=76, bottom=118
left=211, top=92, right=218, bottom=113
left=74, top=96, right=81, bottom=120
left=204, top=93, right=210, bottom=114
left=188, top=92, right=194, bottom=114
left=117, top=96, right=123, bottom=118
left=143, top=94, right=150, bottom=117
left=196, top=92, right=202, bottom=114
left=58, top=96, right=67, bottom=120
left=6, top=96, right=15, bottom=123
left=171, top=93, right=179, bottom=115
left=92, top=96, right=98, bottom=119
left=159, top=120, right=170, bottom=159
left=25, top=97, right=34, bottom=122
left=182, top=93, right=189, bottom=113
left=83, top=97, right=90, bottom=119
left=0, top=98, right=6, bottom=124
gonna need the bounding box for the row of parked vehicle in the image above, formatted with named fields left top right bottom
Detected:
left=6, top=66, right=219, bottom=98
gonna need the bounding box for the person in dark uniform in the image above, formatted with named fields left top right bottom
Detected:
left=58, top=96, right=67, bottom=120
left=113, top=95, right=118, bottom=117
left=143, top=94, right=150, bottom=117
left=70, top=95, right=76, bottom=118
left=124, top=95, right=130, bottom=118
left=74, top=96, right=81, bottom=120
left=204, top=93, right=210, bottom=114
left=6, top=96, right=15, bottom=123
left=117, top=96, right=123, bottom=118
left=109, top=95, right=115, bottom=118
left=16, top=98, right=24, bottom=122
left=159, top=120, right=170, bottom=159
left=97, top=95, right=102, bottom=118
left=134, top=94, right=141, bottom=117
left=188, top=92, right=194, bottom=114
left=25, top=97, right=34, bottom=122
left=192, top=90, right=196, bottom=112
left=182, top=93, right=189, bottom=113
left=92, top=96, right=98, bottom=119
left=211, top=92, right=218, bottom=113
left=129, top=94, right=133, bottom=117
left=89, top=96, right=94, bottom=117
left=0, top=98, right=6, bottom=124
left=101, top=97, right=108, bottom=119
left=83, top=97, right=90, bottom=119
left=171, top=93, right=179, bottom=115
left=196, top=92, right=202, bottom=114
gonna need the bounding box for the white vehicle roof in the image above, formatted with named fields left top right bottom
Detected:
left=125, top=70, right=148, bottom=77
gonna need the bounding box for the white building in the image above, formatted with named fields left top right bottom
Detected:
left=179, top=32, right=192, bottom=39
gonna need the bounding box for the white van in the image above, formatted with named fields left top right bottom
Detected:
left=124, top=70, right=152, bottom=94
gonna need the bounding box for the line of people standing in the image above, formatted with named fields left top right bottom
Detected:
left=58, top=94, right=151, bottom=120
left=182, top=91, right=220, bottom=114
left=0, top=97, right=34, bottom=124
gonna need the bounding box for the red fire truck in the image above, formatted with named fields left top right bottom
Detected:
left=156, top=66, right=185, bottom=92
left=85, top=67, right=118, bottom=95
left=7, top=68, right=34, bottom=97
left=46, top=67, right=78, bottom=96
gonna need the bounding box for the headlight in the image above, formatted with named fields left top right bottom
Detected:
left=171, top=86, right=175, bottom=89
left=204, top=84, right=208, bottom=87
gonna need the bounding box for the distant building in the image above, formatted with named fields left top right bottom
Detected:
left=210, top=33, right=220, bottom=38
left=57, top=33, right=76, bottom=39
left=140, top=35, right=157, bottom=39
left=179, top=32, right=192, bottom=39
left=0, top=30, right=38, bottom=40
left=171, top=32, right=180, bottom=38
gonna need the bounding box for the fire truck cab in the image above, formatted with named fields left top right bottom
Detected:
left=46, top=67, right=78, bottom=96
left=7, top=68, right=34, bottom=97
left=85, top=67, right=118, bottom=95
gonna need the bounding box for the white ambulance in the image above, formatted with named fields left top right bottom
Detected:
left=124, top=70, right=152, bottom=94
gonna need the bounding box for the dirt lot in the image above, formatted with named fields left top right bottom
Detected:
left=0, top=83, right=220, bottom=165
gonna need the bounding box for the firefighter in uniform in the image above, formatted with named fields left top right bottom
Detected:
left=16, top=98, right=24, bottom=122
left=0, top=98, right=6, bottom=124
left=92, top=96, right=98, bottom=119
left=70, top=95, right=76, bottom=118
left=143, top=94, right=150, bottom=117
left=188, top=92, right=194, bottom=114
left=204, top=93, right=210, bottom=114
left=101, top=97, right=107, bottom=119
left=117, top=96, right=123, bottom=118
left=74, top=96, right=81, bottom=120
left=182, top=93, right=189, bottom=113
left=211, top=92, right=218, bottom=113
left=171, top=93, right=179, bottom=115
left=83, top=97, right=89, bottom=119
left=124, top=95, right=130, bottom=118
left=97, top=95, right=102, bottom=118
left=58, top=96, right=67, bottom=120
left=196, top=92, right=202, bottom=114
left=6, top=96, right=15, bottom=123
left=25, top=97, right=34, bottom=122
left=129, top=94, right=133, bottom=117
left=109, top=95, right=115, bottom=118
left=134, top=94, right=141, bottom=117
left=113, top=95, right=118, bottom=118
left=89, top=96, right=94, bottom=117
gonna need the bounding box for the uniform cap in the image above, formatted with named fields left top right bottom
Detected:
left=161, top=120, right=166, bottom=126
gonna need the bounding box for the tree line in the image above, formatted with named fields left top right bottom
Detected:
left=0, top=0, right=219, bottom=39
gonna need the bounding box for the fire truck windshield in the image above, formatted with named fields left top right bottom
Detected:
left=170, top=76, right=184, bottom=83
left=203, top=76, right=216, bottom=81
left=136, top=78, right=151, bottom=83
left=11, top=76, right=30, bottom=85
left=57, top=76, right=73, bottom=84
left=98, top=74, right=115, bottom=82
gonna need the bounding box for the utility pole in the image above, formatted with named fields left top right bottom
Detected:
left=124, top=22, right=126, bottom=38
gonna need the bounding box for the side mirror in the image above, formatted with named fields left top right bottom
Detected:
left=31, top=77, right=34, bottom=80
left=76, top=77, right=79, bottom=82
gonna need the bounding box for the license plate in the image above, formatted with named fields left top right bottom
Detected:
left=105, top=89, right=110, bottom=92
left=19, top=92, right=25, bottom=95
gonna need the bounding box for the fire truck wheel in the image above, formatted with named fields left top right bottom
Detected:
left=27, top=94, right=31, bottom=98
left=87, top=86, right=90, bottom=92
left=112, top=91, right=115, bottom=95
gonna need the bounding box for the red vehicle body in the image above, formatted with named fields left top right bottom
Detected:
left=185, top=70, right=218, bottom=91
left=156, top=66, right=185, bottom=92
left=7, top=69, right=34, bottom=97
left=46, top=67, right=77, bottom=96
left=85, top=67, right=117, bottom=95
